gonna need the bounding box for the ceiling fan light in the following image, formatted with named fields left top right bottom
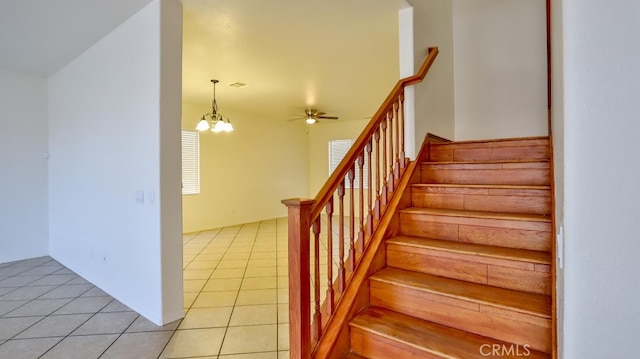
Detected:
left=306, top=118, right=317, bottom=124
left=196, top=117, right=211, bottom=131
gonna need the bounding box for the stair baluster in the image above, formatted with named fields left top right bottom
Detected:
left=282, top=47, right=440, bottom=358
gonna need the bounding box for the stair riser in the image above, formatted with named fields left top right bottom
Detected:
left=430, top=140, right=550, bottom=162
left=399, top=213, right=551, bottom=251
left=411, top=187, right=551, bottom=215
left=421, top=163, right=550, bottom=186
left=350, top=328, right=444, bottom=359
left=370, top=281, right=551, bottom=353
left=387, top=245, right=551, bottom=295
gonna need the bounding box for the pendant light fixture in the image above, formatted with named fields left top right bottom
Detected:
left=196, top=79, right=234, bottom=133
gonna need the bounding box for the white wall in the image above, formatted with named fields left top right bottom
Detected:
left=562, top=0, right=640, bottom=357
left=0, top=69, right=49, bottom=263
left=182, top=103, right=309, bottom=233
left=48, top=0, right=183, bottom=325
left=453, top=0, right=548, bottom=140
left=412, top=0, right=456, bottom=143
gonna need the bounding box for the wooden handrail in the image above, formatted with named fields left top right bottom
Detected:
left=309, top=47, right=439, bottom=221
left=283, top=46, right=439, bottom=359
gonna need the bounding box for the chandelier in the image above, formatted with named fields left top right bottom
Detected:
left=196, top=79, right=234, bottom=133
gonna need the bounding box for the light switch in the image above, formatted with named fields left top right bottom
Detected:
left=136, top=190, right=144, bottom=204
left=557, top=226, right=564, bottom=269
left=148, top=191, right=156, bottom=205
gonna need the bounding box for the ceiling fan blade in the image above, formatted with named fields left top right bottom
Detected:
left=317, top=116, right=339, bottom=120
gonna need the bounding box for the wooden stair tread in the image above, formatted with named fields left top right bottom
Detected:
left=344, top=353, right=367, bottom=359
left=429, top=136, right=549, bottom=147
left=350, top=307, right=550, bottom=359
left=422, top=159, right=550, bottom=165
left=387, top=235, right=551, bottom=264
left=400, top=207, right=551, bottom=223
left=411, top=183, right=550, bottom=190
left=371, top=268, right=551, bottom=318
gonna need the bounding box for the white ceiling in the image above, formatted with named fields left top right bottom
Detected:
left=0, top=0, right=400, bottom=123
left=0, top=0, right=155, bottom=76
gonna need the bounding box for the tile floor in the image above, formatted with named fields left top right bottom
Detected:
left=0, top=218, right=293, bottom=359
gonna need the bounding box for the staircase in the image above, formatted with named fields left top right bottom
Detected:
left=346, top=137, right=553, bottom=358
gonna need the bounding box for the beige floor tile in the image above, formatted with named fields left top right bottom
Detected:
left=19, top=266, right=60, bottom=276
left=161, top=328, right=226, bottom=358
left=0, top=300, right=28, bottom=317
left=211, top=268, right=246, bottom=279
left=0, top=316, right=43, bottom=340
left=184, top=291, right=199, bottom=309
left=220, top=324, right=277, bottom=355
left=4, top=298, right=72, bottom=317
left=277, top=304, right=289, bottom=323
left=241, top=277, right=277, bottom=290
left=0, top=285, right=56, bottom=300
left=126, top=316, right=181, bottom=333
left=39, top=284, right=93, bottom=299
left=192, top=291, right=238, bottom=308
left=72, top=311, right=138, bottom=335
left=249, top=252, right=277, bottom=260
left=219, top=352, right=278, bottom=359
left=247, top=259, right=277, bottom=268
left=0, top=337, right=62, bottom=359
left=244, top=267, right=277, bottom=278
left=100, top=299, right=133, bottom=312
left=229, top=304, right=277, bottom=326
left=80, top=287, right=109, bottom=297
left=27, top=274, right=76, bottom=286
left=276, top=267, right=289, bottom=277
left=15, top=314, right=91, bottom=339
left=277, top=276, right=288, bottom=289
left=226, top=247, right=253, bottom=254
left=184, top=279, right=207, bottom=292
left=217, top=260, right=249, bottom=269
left=53, top=296, right=112, bottom=314
left=204, top=278, right=243, bottom=292
left=40, top=334, right=118, bottom=359
left=222, top=252, right=251, bottom=260
left=183, top=269, right=214, bottom=280
left=278, top=351, right=289, bottom=359
left=100, top=331, right=173, bottom=359
left=278, top=323, right=289, bottom=351
left=277, top=289, right=289, bottom=304
left=196, top=253, right=224, bottom=261
left=235, top=289, right=277, bottom=306
left=186, top=261, right=218, bottom=270
left=179, top=307, right=233, bottom=329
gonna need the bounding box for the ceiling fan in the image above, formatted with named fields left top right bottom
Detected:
left=293, top=109, right=339, bottom=124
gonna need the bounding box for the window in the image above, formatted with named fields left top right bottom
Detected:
left=328, top=139, right=368, bottom=189
left=182, top=131, right=200, bottom=195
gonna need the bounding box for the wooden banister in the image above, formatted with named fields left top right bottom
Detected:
left=310, top=47, right=439, bottom=221
left=283, top=47, right=439, bottom=359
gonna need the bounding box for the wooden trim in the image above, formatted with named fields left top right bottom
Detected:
left=309, top=47, right=439, bottom=221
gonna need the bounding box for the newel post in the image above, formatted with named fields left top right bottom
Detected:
left=281, top=198, right=315, bottom=359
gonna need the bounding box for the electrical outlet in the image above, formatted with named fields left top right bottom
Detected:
left=136, top=190, right=144, bottom=204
